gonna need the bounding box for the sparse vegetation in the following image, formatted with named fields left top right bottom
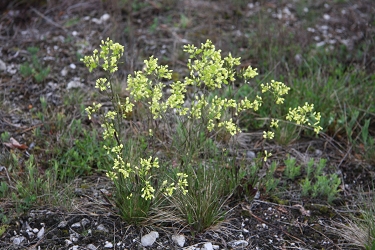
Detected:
left=0, top=0, right=374, bottom=248
left=19, top=46, right=50, bottom=83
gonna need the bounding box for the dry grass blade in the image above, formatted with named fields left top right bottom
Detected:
left=330, top=219, right=373, bottom=249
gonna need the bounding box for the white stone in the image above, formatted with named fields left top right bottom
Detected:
left=307, top=27, right=315, bottom=33
left=97, top=224, right=109, bottom=233
left=33, top=228, right=39, bottom=233
left=104, top=241, right=113, bottom=248
left=37, top=226, right=45, bottom=239
left=202, top=242, right=213, bottom=250
left=69, top=63, right=76, bottom=69
left=141, top=231, right=159, bottom=247
left=6, top=63, right=17, bottom=74
left=67, top=80, right=84, bottom=89
left=91, top=18, right=101, bottom=24
left=65, top=239, right=73, bottom=246
left=0, top=59, right=6, bottom=71
left=172, top=234, right=185, bottom=247
left=71, top=222, right=81, bottom=228
left=228, top=240, right=249, bottom=248
left=100, top=13, right=110, bottom=22
left=81, top=218, right=90, bottom=227
left=12, top=236, right=26, bottom=245
left=319, top=25, right=329, bottom=31
left=27, top=231, right=34, bottom=238
left=86, top=244, right=97, bottom=250
left=212, top=245, right=220, bottom=250
left=313, top=36, right=321, bottom=41
left=58, top=220, right=68, bottom=228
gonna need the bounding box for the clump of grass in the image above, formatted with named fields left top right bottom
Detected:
left=0, top=154, right=74, bottom=213
left=164, top=164, right=229, bottom=233
left=19, top=46, right=50, bottom=83
left=330, top=190, right=375, bottom=249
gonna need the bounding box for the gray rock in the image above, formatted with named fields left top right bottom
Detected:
left=246, top=150, right=256, bottom=159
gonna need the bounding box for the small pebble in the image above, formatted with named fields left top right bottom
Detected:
left=141, top=231, right=159, bottom=247
left=172, top=234, right=185, bottom=247
left=86, top=244, right=97, bottom=250
left=58, top=221, right=68, bottom=228
left=81, top=218, right=90, bottom=227
left=97, top=224, right=109, bottom=233
left=104, top=241, right=113, bottom=248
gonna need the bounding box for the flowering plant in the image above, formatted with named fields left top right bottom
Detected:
left=82, top=38, right=322, bottom=225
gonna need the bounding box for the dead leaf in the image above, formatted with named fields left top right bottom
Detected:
left=3, top=137, right=28, bottom=150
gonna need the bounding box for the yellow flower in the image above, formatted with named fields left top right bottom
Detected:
left=141, top=181, right=155, bottom=200
left=264, top=150, right=272, bottom=161
left=263, top=131, right=274, bottom=140
left=270, top=119, right=279, bottom=128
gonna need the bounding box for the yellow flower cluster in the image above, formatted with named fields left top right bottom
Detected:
left=184, top=41, right=240, bottom=89
left=286, top=102, right=322, bottom=134
left=263, top=131, right=275, bottom=140
left=85, top=102, right=102, bottom=119
left=261, top=80, right=290, bottom=104
left=161, top=172, right=188, bottom=197
left=81, top=38, right=124, bottom=74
